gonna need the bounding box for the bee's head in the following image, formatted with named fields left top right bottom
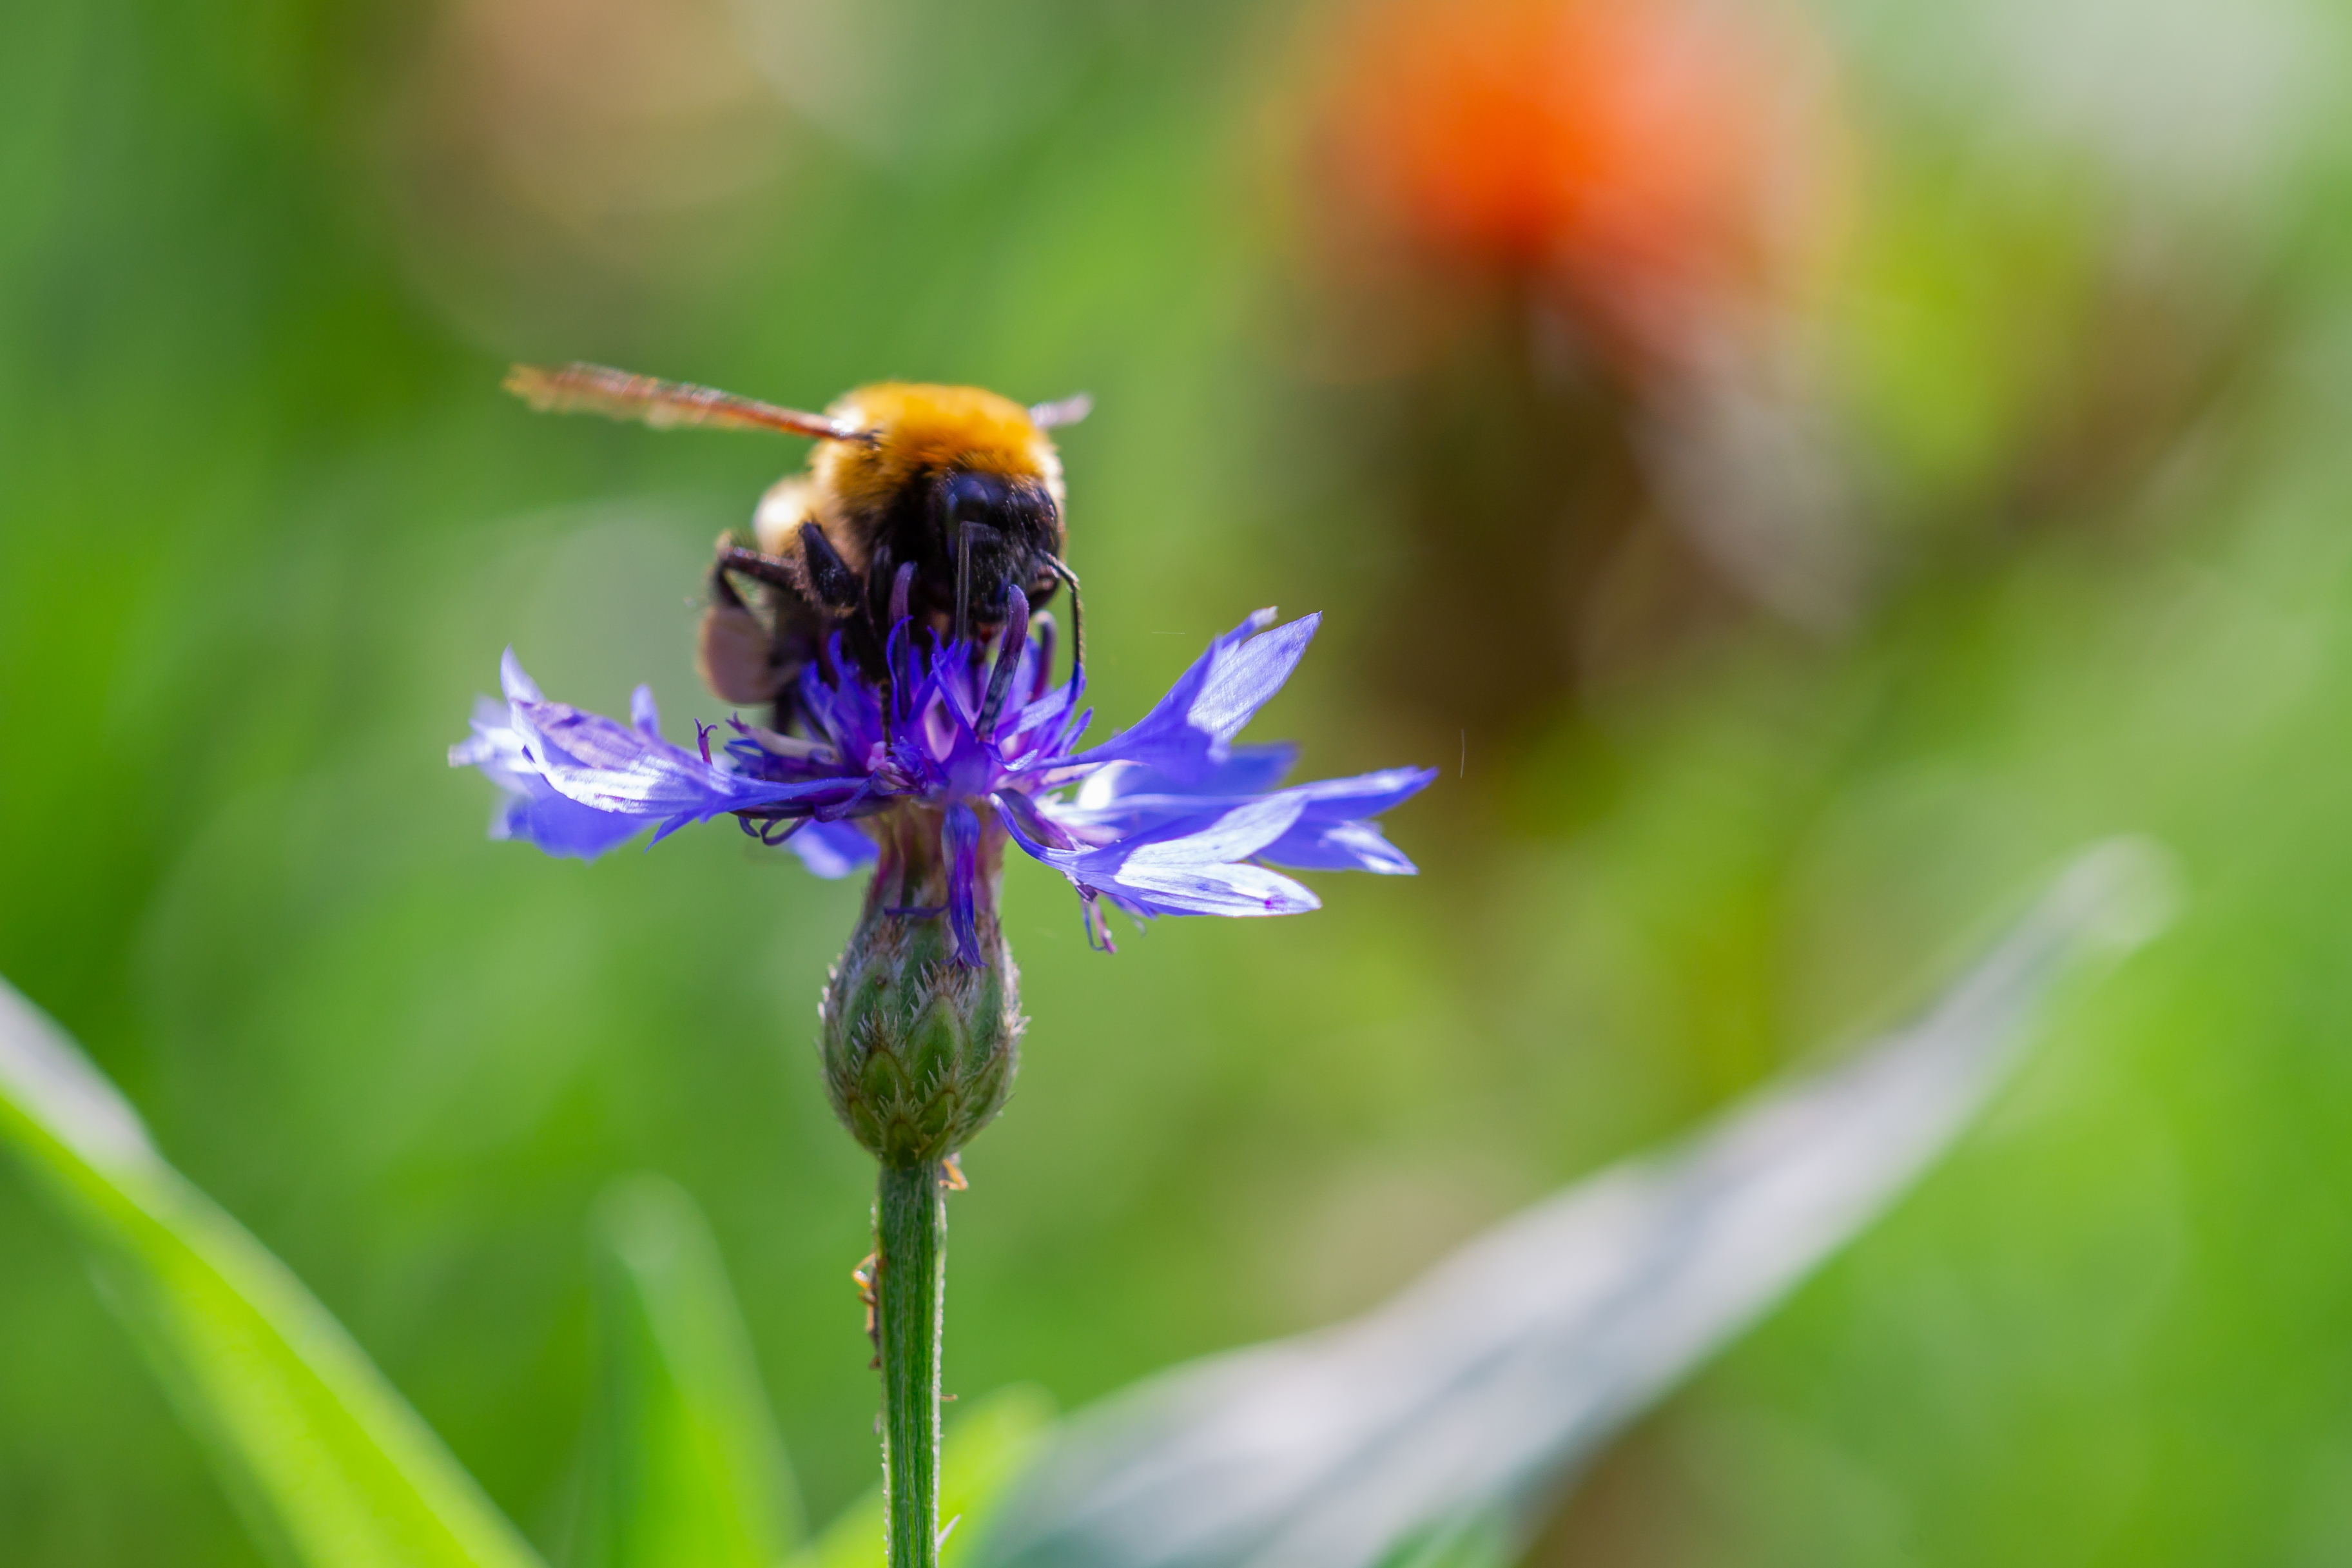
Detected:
left=819, top=382, right=1081, bottom=648
left=928, top=467, right=1067, bottom=641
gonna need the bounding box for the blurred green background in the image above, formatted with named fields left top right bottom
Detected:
left=7, top=0, right=2352, bottom=1562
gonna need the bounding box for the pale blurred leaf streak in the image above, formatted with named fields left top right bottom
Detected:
left=579, top=1173, right=802, bottom=1568
left=1366, top=1509, right=1515, bottom=1568
left=0, top=978, right=545, bottom=1568
left=982, top=839, right=2177, bottom=1568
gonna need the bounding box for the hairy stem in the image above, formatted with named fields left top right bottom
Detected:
left=877, top=1162, right=946, bottom=1568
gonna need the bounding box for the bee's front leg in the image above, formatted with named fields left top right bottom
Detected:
left=698, top=536, right=792, bottom=704
left=793, top=524, right=864, bottom=616
left=715, top=542, right=799, bottom=594
left=721, top=528, right=884, bottom=686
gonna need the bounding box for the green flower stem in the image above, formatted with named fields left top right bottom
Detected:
left=877, top=1161, right=946, bottom=1568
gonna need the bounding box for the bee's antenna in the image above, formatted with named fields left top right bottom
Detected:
left=953, top=523, right=975, bottom=648
left=1045, top=555, right=1084, bottom=681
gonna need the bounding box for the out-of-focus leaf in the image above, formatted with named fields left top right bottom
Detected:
left=1365, top=1511, right=1515, bottom=1568
left=982, top=838, right=2177, bottom=1568
left=576, top=1173, right=802, bottom=1568
left=791, top=1384, right=1059, bottom=1568
left=0, top=976, right=544, bottom=1568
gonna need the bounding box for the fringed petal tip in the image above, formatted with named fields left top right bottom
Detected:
left=1076, top=609, right=1323, bottom=781
left=498, top=647, right=542, bottom=703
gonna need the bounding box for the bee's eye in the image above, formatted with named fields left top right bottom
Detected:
left=940, top=472, right=1007, bottom=525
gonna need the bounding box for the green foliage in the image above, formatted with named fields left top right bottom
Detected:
left=0, top=979, right=543, bottom=1568
left=0, top=981, right=1044, bottom=1568
left=9, top=0, right=2352, bottom=1562
left=1369, top=1514, right=1518, bottom=1568
left=790, top=1386, right=1058, bottom=1568
left=980, top=843, right=2169, bottom=1568
left=7, top=900, right=2104, bottom=1568
left=577, top=1174, right=802, bottom=1568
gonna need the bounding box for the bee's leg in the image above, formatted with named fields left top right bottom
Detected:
left=795, top=523, right=863, bottom=614
left=712, top=552, right=749, bottom=605
left=717, top=543, right=801, bottom=594
left=718, top=536, right=871, bottom=685
left=699, top=541, right=790, bottom=706
left=783, top=522, right=893, bottom=677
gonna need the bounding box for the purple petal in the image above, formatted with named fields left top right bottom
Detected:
left=456, top=655, right=850, bottom=864
left=993, top=788, right=1078, bottom=851
left=1078, top=611, right=1319, bottom=780
left=944, top=802, right=984, bottom=966
left=1003, top=793, right=1320, bottom=919
left=512, top=697, right=826, bottom=820
left=494, top=790, right=649, bottom=860
left=499, top=648, right=544, bottom=703
left=1076, top=744, right=1297, bottom=806
left=457, top=611, right=1428, bottom=915
left=998, top=659, right=1087, bottom=756
left=1048, top=766, right=1435, bottom=849
left=1096, top=858, right=1320, bottom=918
left=450, top=697, right=532, bottom=788
left=1188, top=614, right=1318, bottom=745
left=788, top=819, right=877, bottom=879
left=1266, top=766, right=1435, bottom=821
left=977, top=587, right=1030, bottom=737
left=454, top=697, right=652, bottom=860
left=1261, top=817, right=1417, bottom=875
left=1123, top=792, right=1306, bottom=864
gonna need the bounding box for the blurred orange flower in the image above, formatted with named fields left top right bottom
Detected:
left=1308, top=0, right=1845, bottom=368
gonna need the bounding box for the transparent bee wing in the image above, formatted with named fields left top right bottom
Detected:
left=506, top=363, right=868, bottom=442
left=1027, top=392, right=1093, bottom=430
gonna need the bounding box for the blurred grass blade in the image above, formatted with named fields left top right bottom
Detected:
left=0, top=976, right=544, bottom=1568
left=791, top=1384, right=1058, bottom=1568
left=982, top=838, right=2179, bottom=1568
left=577, top=1173, right=801, bottom=1568
left=1365, top=1510, right=1515, bottom=1568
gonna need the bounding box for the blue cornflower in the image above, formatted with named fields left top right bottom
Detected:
left=452, top=599, right=1432, bottom=963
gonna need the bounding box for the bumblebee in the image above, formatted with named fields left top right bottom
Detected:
left=505, top=362, right=1089, bottom=724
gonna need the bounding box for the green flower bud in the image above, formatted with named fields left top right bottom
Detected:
left=819, top=804, right=1022, bottom=1166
